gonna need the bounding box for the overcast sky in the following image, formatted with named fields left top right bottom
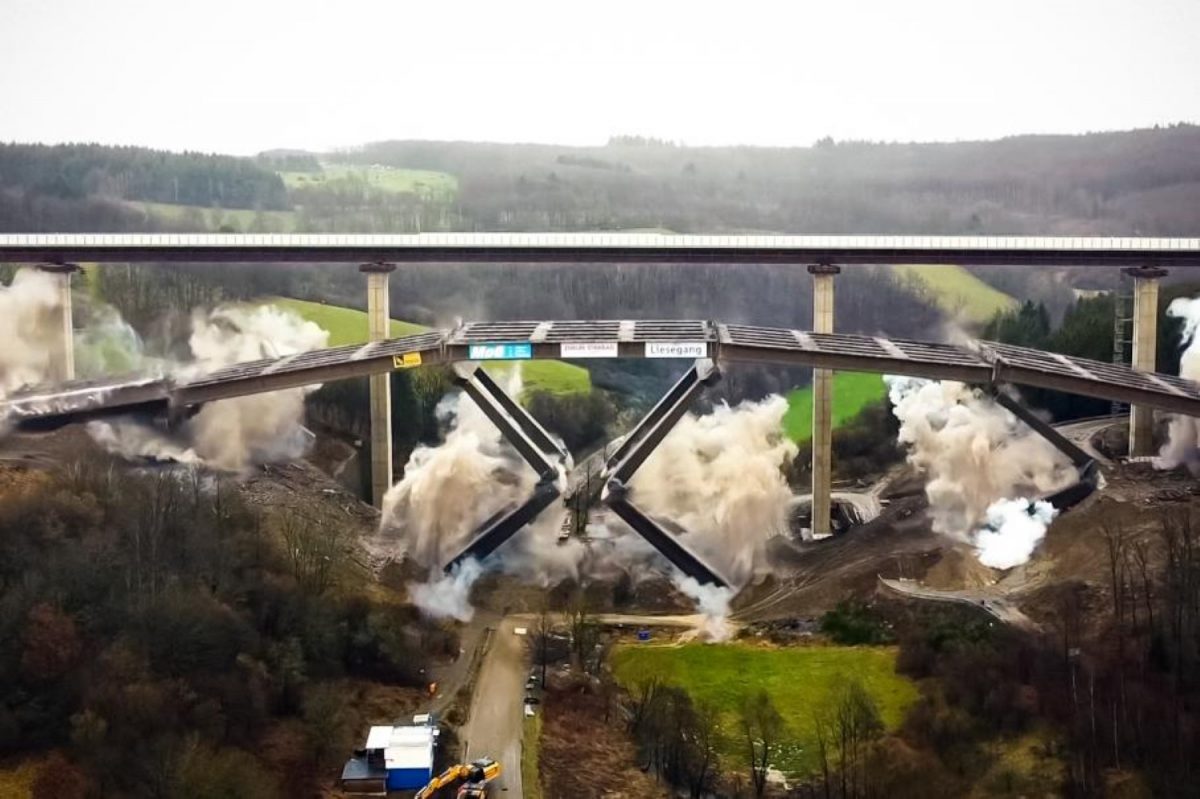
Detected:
left=2, top=0, right=1198, bottom=155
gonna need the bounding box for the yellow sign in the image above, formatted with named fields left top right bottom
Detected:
left=393, top=352, right=422, bottom=369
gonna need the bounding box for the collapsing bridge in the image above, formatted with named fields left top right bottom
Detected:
left=3, top=318, right=1198, bottom=587
left=4, top=232, right=1199, bottom=586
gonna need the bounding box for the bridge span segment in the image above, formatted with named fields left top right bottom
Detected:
left=5, top=320, right=1200, bottom=425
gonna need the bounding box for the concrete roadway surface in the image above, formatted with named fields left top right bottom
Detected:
left=878, top=577, right=1041, bottom=632
left=461, top=617, right=527, bottom=797
left=458, top=611, right=734, bottom=797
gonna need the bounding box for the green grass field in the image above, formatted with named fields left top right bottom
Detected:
left=271, top=297, right=426, bottom=345
left=612, top=643, right=918, bottom=778
left=271, top=298, right=590, bottom=396
left=132, top=201, right=300, bottom=233
left=279, top=163, right=457, bottom=199
left=893, top=264, right=1016, bottom=326
left=782, top=372, right=887, bottom=442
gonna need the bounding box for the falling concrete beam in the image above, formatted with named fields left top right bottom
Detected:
left=600, top=360, right=727, bottom=586
left=444, top=368, right=568, bottom=569
left=990, top=387, right=1093, bottom=468
left=605, top=481, right=729, bottom=587
left=444, top=476, right=562, bottom=572
left=607, top=359, right=721, bottom=484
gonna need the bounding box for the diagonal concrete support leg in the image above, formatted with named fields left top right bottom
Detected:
left=361, top=262, right=396, bottom=508
left=605, top=362, right=715, bottom=473
left=808, top=263, right=840, bottom=537
left=1125, top=266, right=1167, bottom=457
left=37, top=263, right=79, bottom=383
left=989, top=387, right=1093, bottom=468
left=600, top=360, right=729, bottom=587
left=444, top=365, right=568, bottom=570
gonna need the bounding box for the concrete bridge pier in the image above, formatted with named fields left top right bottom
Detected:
left=361, top=262, right=396, bottom=507
left=37, top=263, right=79, bottom=382
left=808, top=263, right=839, bottom=537
left=1125, top=266, right=1168, bottom=457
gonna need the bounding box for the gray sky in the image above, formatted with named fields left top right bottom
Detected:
left=2, top=0, right=1198, bottom=154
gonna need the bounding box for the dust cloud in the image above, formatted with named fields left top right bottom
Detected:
left=624, top=395, right=797, bottom=585
left=886, top=376, right=1074, bottom=567
left=1156, top=296, right=1200, bottom=473
left=0, top=269, right=64, bottom=398
left=382, top=381, right=796, bottom=633
left=88, top=304, right=329, bottom=471
left=975, top=497, right=1058, bottom=569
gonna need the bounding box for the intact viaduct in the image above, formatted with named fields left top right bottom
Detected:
left=2, top=233, right=1200, bottom=583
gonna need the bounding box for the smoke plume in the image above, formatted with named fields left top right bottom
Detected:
left=886, top=376, right=1074, bottom=566
left=1155, top=296, right=1200, bottom=473
left=975, top=498, right=1058, bottom=569
left=624, top=395, right=798, bottom=587
left=89, top=305, right=328, bottom=471
left=380, top=372, right=797, bottom=626
left=410, top=560, right=484, bottom=622
left=0, top=269, right=65, bottom=398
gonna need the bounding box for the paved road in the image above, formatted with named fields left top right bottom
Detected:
left=878, top=577, right=1041, bottom=631
left=462, top=618, right=527, bottom=797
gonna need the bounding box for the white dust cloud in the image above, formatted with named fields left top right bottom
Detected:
left=887, top=376, right=1074, bottom=567
left=975, top=498, right=1058, bottom=569
left=1156, top=296, right=1200, bottom=473
left=410, top=560, right=484, bottom=622
left=624, top=395, right=798, bottom=586
left=89, top=304, right=328, bottom=472
left=379, top=369, right=548, bottom=567
left=381, top=383, right=797, bottom=632
left=0, top=269, right=65, bottom=398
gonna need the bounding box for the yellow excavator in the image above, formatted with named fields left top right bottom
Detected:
left=414, top=757, right=501, bottom=799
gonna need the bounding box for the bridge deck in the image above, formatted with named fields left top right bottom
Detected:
left=1, top=233, right=1199, bottom=266
left=4, top=320, right=1200, bottom=424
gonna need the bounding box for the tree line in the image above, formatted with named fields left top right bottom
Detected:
left=0, top=457, right=456, bottom=797
left=0, top=143, right=289, bottom=210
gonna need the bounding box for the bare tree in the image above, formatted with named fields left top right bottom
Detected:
left=277, top=509, right=348, bottom=595
left=739, top=689, right=783, bottom=798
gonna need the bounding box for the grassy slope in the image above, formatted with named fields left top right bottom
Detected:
left=612, top=643, right=918, bottom=777
left=279, top=163, right=457, bottom=198
left=271, top=297, right=426, bottom=344
left=782, top=372, right=887, bottom=442
left=522, top=714, right=545, bottom=799
left=132, top=201, right=299, bottom=232
left=893, top=264, right=1017, bottom=326
left=272, top=298, right=590, bottom=396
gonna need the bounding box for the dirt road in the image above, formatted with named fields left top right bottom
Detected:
left=461, top=617, right=527, bottom=796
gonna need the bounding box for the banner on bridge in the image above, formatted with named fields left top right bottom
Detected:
left=468, top=342, right=533, bottom=360
left=559, top=342, right=619, bottom=358
left=645, top=341, right=707, bottom=359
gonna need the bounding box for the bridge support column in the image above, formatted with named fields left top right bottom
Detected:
left=361, top=262, right=396, bottom=507
left=1125, top=266, right=1167, bottom=457
left=37, top=263, right=79, bottom=383
left=809, top=263, right=839, bottom=537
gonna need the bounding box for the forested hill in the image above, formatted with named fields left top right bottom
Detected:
left=0, top=143, right=288, bottom=210
left=343, top=124, right=1200, bottom=235
left=3, top=125, right=1199, bottom=237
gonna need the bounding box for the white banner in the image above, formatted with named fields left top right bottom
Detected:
left=559, top=341, right=619, bottom=358
left=645, top=341, right=707, bottom=359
